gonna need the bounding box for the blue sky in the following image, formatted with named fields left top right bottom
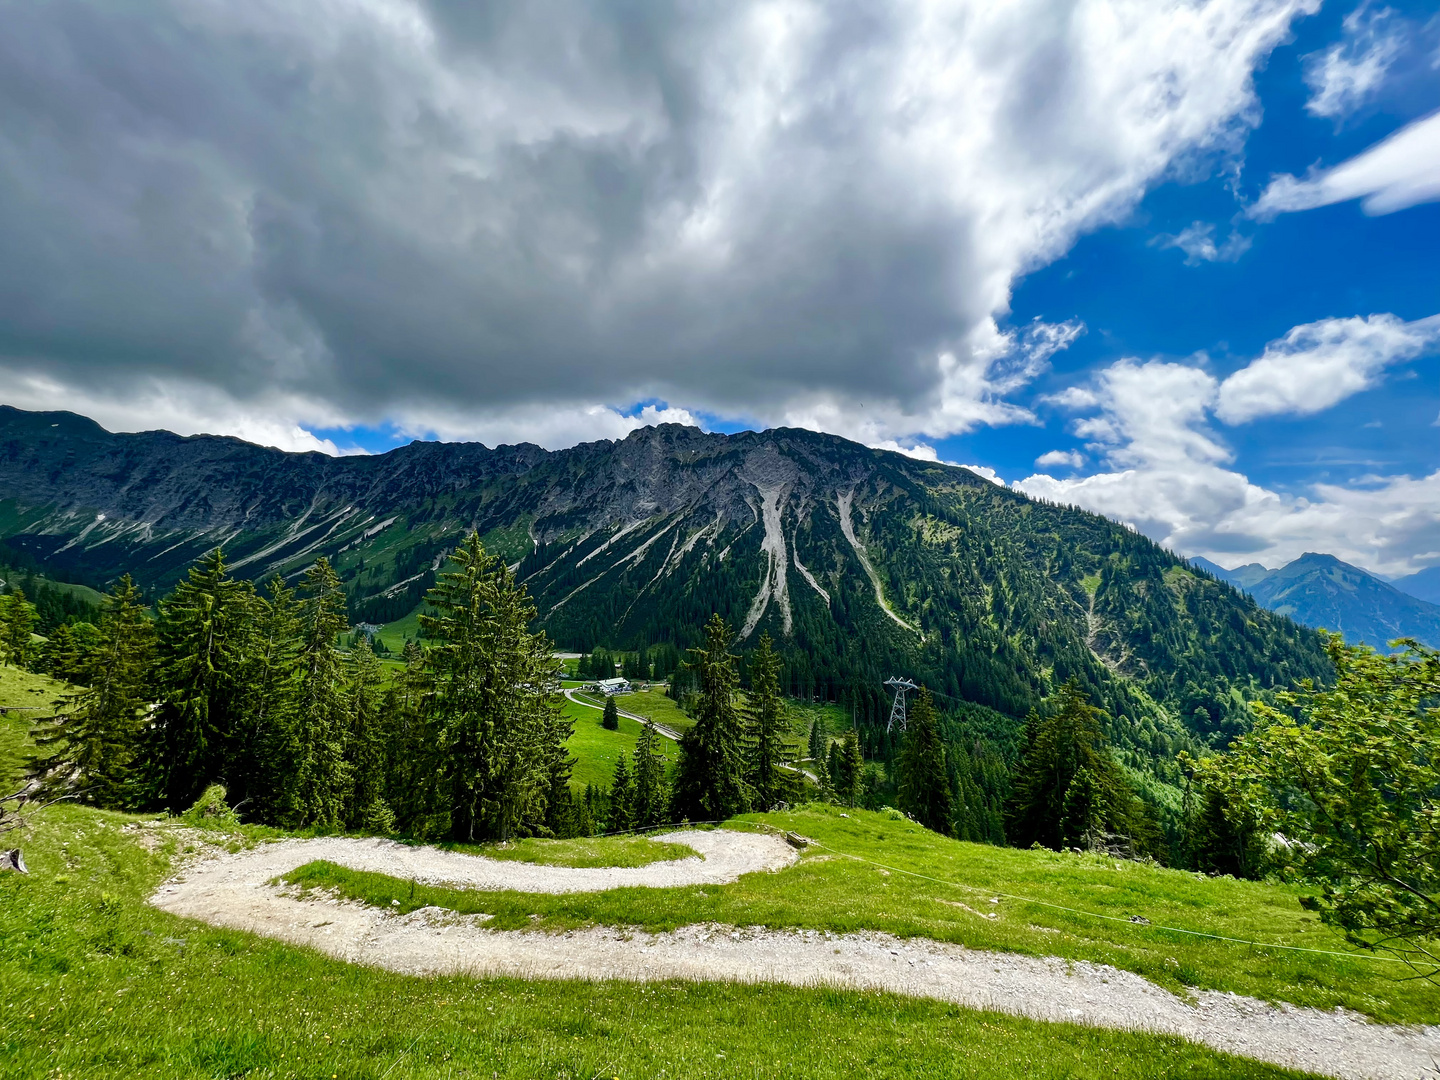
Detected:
left=0, top=0, right=1436, bottom=574
left=965, top=0, right=1440, bottom=492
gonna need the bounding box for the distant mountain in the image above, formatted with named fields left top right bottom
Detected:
left=0, top=406, right=1331, bottom=764
left=1391, top=565, right=1440, bottom=606
left=1188, top=557, right=1271, bottom=590
left=1192, top=552, right=1440, bottom=650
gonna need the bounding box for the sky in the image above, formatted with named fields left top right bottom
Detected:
left=0, top=0, right=1435, bottom=576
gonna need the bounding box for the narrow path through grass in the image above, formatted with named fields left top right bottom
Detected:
left=1, top=804, right=1318, bottom=1080
left=287, top=805, right=1440, bottom=1024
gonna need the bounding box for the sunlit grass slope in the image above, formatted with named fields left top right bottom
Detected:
left=1, top=803, right=1315, bottom=1080
left=442, top=833, right=696, bottom=868
left=563, top=697, right=678, bottom=790
left=290, top=804, right=1440, bottom=1025
left=0, top=664, right=62, bottom=783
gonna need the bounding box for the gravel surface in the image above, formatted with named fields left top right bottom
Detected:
left=150, top=831, right=1440, bottom=1080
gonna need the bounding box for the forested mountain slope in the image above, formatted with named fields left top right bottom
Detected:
left=0, top=406, right=1328, bottom=765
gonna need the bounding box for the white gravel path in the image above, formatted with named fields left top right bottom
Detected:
left=149, top=830, right=1440, bottom=1080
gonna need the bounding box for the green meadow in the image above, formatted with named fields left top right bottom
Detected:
left=1, top=803, right=1319, bottom=1080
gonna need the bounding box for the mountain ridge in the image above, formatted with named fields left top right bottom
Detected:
left=0, top=406, right=1331, bottom=768
left=1191, top=552, right=1440, bottom=650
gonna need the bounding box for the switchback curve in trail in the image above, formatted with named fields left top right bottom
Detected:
left=150, top=829, right=1438, bottom=1080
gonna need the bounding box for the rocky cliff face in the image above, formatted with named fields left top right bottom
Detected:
left=0, top=406, right=1330, bottom=756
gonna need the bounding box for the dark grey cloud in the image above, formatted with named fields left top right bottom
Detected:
left=0, top=0, right=1313, bottom=449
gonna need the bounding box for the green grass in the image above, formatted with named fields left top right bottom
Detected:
left=373, top=603, right=430, bottom=654
left=440, top=833, right=697, bottom=868
left=45, top=577, right=110, bottom=608
left=0, top=802, right=1318, bottom=1080
left=784, top=698, right=853, bottom=742
left=0, top=663, right=62, bottom=784
left=286, top=804, right=1440, bottom=1025
left=592, top=688, right=696, bottom=734
left=564, top=698, right=679, bottom=790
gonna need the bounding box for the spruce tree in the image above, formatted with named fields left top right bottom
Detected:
left=421, top=532, right=558, bottom=842
left=745, top=632, right=787, bottom=810
left=31, top=576, right=154, bottom=808
left=39, top=621, right=99, bottom=685
left=808, top=716, right=831, bottom=798
left=0, top=588, right=37, bottom=669
left=385, top=639, right=442, bottom=837
left=835, top=728, right=864, bottom=808
left=608, top=750, right=635, bottom=832
left=670, top=614, right=750, bottom=821
left=602, top=695, right=619, bottom=730
left=897, top=689, right=952, bottom=835
left=542, top=707, right=579, bottom=838
left=633, top=721, right=668, bottom=828
left=345, top=636, right=394, bottom=833
left=1185, top=780, right=1266, bottom=878
left=238, top=576, right=301, bottom=821
left=293, top=557, right=353, bottom=828
left=151, top=548, right=255, bottom=810
left=808, top=714, right=826, bottom=764
left=1005, top=680, right=1134, bottom=850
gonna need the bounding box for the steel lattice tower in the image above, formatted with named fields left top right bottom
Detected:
left=884, top=677, right=918, bottom=733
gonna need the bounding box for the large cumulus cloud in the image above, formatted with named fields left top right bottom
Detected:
left=1017, top=312, right=1440, bottom=576
left=0, top=0, right=1314, bottom=450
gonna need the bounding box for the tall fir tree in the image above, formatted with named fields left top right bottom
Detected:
left=151, top=548, right=255, bottom=810
left=602, top=695, right=619, bottom=730
left=807, top=714, right=826, bottom=763
left=809, top=716, right=831, bottom=798
left=1005, top=680, right=1135, bottom=850
left=670, top=614, right=750, bottom=822
left=31, top=576, right=154, bottom=809
left=293, top=557, right=352, bottom=828
left=0, top=588, right=38, bottom=669
left=608, top=751, right=635, bottom=832
left=542, top=706, right=580, bottom=838
left=345, top=636, right=394, bottom=833
left=633, top=720, right=669, bottom=828
left=385, top=639, right=443, bottom=837
left=833, top=728, right=864, bottom=808
left=238, top=577, right=301, bottom=821
left=421, top=532, right=559, bottom=841
left=745, top=633, right=788, bottom=810
left=896, top=689, right=953, bottom=835
left=39, top=621, right=100, bottom=684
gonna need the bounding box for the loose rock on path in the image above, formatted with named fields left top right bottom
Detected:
left=150, top=829, right=1439, bottom=1080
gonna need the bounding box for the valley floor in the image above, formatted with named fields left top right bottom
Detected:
left=149, top=825, right=1436, bottom=1080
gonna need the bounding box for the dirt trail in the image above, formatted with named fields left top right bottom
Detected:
left=151, top=831, right=1439, bottom=1080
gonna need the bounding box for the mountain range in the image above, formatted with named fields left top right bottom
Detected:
left=0, top=406, right=1331, bottom=773
left=1189, top=554, right=1440, bottom=650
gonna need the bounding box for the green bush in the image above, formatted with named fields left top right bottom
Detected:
left=182, top=783, right=239, bottom=827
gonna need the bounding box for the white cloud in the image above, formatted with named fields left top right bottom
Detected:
left=390, top=402, right=705, bottom=450
left=1018, top=315, right=1440, bottom=575
left=1153, top=221, right=1253, bottom=264
left=958, top=464, right=1007, bottom=486
left=1251, top=108, right=1440, bottom=217
left=0, top=0, right=1316, bottom=449
left=1303, top=3, right=1405, bottom=119
left=0, top=370, right=360, bottom=455
left=1036, top=449, right=1085, bottom=468
left=1216, top=313, right=1440, bottom=423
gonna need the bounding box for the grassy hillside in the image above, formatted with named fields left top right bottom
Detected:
left=292, top=805, right=1438, bottom=1025
left=0, top=664, right=62, bottom=783
left=564, top=697, right=678, bottom=790
left=1, top=802, right=1320, bottom=1079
